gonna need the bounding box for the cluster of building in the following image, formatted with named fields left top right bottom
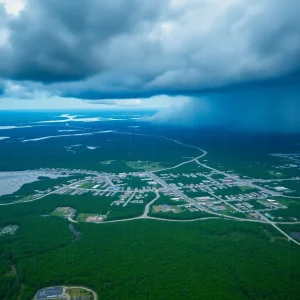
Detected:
left=235, top=202, right=254, bottom=211
left=248, top=213, right=261, bottom=219
left=12, top=165, right=298, bottom=222
left=271, top=153, right=300, bottom=164
left=112, top=192, right=148, bottom=206
left=223, top=191, right=266, bottom=201
left=264, top=213, right=275, bottom=220
left=116, top=173, right=160, bottom=191
left=258, top=199, right=286, bottom=209
left=194, top=196, right=226, bottom=211
left=273, top=186, right=290, bottom=192
left=161, top=173, right=198, bottom=179
left=131, top=193, right=145, bottom=204
left=35, top=286, right=64, bottom=300
left=184, top=205, right=202, bottom=212
left=160, top=172, right=237, bottom=195
left=85, top=215, right=106, bottom=223
left=55, top=181, right=119, bottom=197
left=112, top=191, right=134, bottom=206
left=54, top=207, right=76, bottom=218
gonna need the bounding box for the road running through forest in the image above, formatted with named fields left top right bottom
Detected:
left=2, top=124, right=299, bottom=245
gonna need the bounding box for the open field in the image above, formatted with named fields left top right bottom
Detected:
left=125, top=160, right=170, bottom=171
left=66, top=287, right=95, bottom=300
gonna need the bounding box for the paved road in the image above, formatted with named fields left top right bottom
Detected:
left=68, top=216, right=78, bottom=223
left=123, top=192, right=136, bottom=207
left=195, top=160, right=283, bottom=197
left=2, top=127, right=300, bottom=245
left=280, top=195, right=300, bottom=199
left=114, top=130, right=208, bottom=173
left=204, top=189, right=243, bottom=213
left=100, top=217, right=142, bottom=224
left=99, top=192, right=161, bottom=223
left=153, top=153, right=207, bottom=174
left=255, top=177, right=300, bottom=183
left=105, top=176, right=114, bottom=186
left=142, top=191, right=160, bottom=218
left=147, top=216, right=221, bottom=222
left=152, top=138, right=207, bottom=173
left=257, top=212, right=300, bottom=246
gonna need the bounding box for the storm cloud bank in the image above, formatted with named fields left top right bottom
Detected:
left=149, top=86, right=300, bottom=132
left=0, top=0, right=300, bottom=131
left=0, top=0, right=300, bottom=98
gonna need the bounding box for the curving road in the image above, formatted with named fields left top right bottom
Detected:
left=1, top=126, right=300, bottom=245
left=142, top=191, right=160, bottom=217
left=63, top=286, right=97, bottom=300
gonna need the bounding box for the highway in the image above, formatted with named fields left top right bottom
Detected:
left=257, top=212, right=300, bottom=246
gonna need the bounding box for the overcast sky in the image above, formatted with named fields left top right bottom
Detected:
left=0, top=0, right=299, bottom=119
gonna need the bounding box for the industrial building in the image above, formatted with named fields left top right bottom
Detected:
left=36, top=286, right=63, bottom=299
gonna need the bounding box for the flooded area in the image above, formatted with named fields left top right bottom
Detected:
left=0, top=171, right=69, bottom=196
left=290, top=232, right=300, bottom=241
left=69, top=224, right=81, bottom=240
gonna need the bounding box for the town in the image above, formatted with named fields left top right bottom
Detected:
left=2, top=154, right=298, bottom=224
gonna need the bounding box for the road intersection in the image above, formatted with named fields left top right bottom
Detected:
left=1, top=128, right=299, bottom=245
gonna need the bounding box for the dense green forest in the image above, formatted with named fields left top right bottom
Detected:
left=1, top=113, right=300, bottom=299
left=1, top=195, right=300, bottom=300
left=0, top=130, right=200, bottom=173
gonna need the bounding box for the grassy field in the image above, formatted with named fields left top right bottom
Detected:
left=77, top=213, right=103, bottom=222
left=66, top=287, right=94, bottom=299
left=51, top=210, right=69, bottom=218
left=149, top=207, right=213, bottom=220
left=152, top=205, right=183, bottom=213
left=268, top=197, right=300, bottom=221
left=80, top=181, right=97, bottom=189
left=238, top=185, right=256, bottom=192
left=125, top=160, right=170, bottom=171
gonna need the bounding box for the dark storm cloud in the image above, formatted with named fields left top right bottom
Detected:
left=0, top=0, right=300, bottom=98
left=0, top=81, right=5, bottom=96
left=0, top=0, right=165, bottom=82
left=149, top=85, right=300, bottom=132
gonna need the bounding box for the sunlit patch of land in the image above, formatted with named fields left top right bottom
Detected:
left=125, top=160, right=171, bottom=171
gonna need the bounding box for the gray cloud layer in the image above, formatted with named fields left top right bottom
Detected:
left=0, top=0, right=300, bottom=98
